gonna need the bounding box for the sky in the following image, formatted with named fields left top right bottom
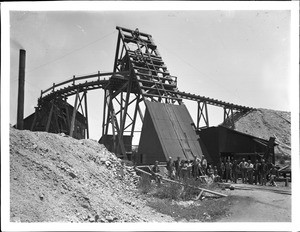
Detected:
left=9, top=9, right=292, bottom=144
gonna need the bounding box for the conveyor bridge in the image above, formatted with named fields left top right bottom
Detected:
left=29, top=26, right=254, bottom=160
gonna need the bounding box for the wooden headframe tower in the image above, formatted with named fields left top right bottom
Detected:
left=28, top=26, right=253, bottom=159
left=101, top=26, right=183, bottom=157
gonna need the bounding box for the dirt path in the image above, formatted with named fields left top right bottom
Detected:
left=218, top=184, right=291, bottom=222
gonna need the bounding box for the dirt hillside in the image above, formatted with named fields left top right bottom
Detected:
left=233, top=108, right=291, bottom=162
left=9, top=127, right=173, bottom=223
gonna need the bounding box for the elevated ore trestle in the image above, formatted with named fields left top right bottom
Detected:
left=28, top=26, right=253, bottom=162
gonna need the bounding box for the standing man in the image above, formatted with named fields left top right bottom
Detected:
left=151, top=160, right=161, bottom=185
left=239, top=158, right=248, bottom=183
left=191, top=156, right=198, bottom=179
left=132, top=28, right=140, bottom=39
left=195, top=158, right=202, bottom=177
left=166, top=157, right=174, bottom=179
left=174, top=157, right=181, bottom=180
left=269, top=164, right=279, bottom=186
left=213, top=166, right=220, bottom=182
left=248, top=160, right=254, bottom=184
left=179, top=160, right=185, bottom=180
left=181, top=161, right=189, bottom=181
left=207, top=164, right=215, bottom=182
left=253, top=159, right=261, bottom=185
left=201, top=157, right=208, bottom=175
left=232, top=160, right=238, bottom=183
left=260, top=159, right=268, bottom=186
left=220, top=159, right=225, bottom=181
left=225, top=158, right=232, bottom=182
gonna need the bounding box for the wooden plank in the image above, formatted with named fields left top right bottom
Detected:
left=135, top=167, right=227, bottom=197
left=194, top=190, right=204, bottom=200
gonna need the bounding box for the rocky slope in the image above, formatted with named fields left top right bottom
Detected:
left=233, top=109, right=291, bottom=162
left=9, top=127, right=173, bottom=223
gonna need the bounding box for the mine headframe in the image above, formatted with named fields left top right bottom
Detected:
left=101, top=26, right=183, bottom=158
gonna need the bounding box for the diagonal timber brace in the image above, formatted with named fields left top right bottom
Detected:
left=197, top=101, right=209, bottom=129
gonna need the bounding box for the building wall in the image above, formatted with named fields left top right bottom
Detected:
left=198, top=126, right=270, bottom=166
left=22, top=99, right=87, bottom=140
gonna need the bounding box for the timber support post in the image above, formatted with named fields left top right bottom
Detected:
left=70, top=89, right=79, bottom=137
left=84, top=90, right=89, bottom=139
left=197, top=101, right=209, bottom=129
left=45, top=100, right=54, bottom=132
left=223, top=107, right=235, bottom=129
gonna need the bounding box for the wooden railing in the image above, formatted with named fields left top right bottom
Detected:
left=40, top=71, right=130, bottom=98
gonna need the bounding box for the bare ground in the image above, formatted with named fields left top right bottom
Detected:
left=9, top=125, right=291, bottom=223
left=218, top=183, right=291, bottom=222
left=142, top=181, right=291, bottom=222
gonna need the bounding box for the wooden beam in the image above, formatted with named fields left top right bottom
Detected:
left=84, top=91, right=89, bottom=139
left=53, top=106, right=60, bottom=133
left=30, top=107, right=38, bottom=131
left=102, top=89, right=107, bottom=136
left=64, top=101, right=71, bottom=131
left=137, top=102, right=144, bottom=122
left=135, top=167, right=227, bottom=197
left=69, top=89, right=79, bottom=137
left=197, top=101, right=200, bottom=129
left=113, top=32, right=121, bottom=72
left=205, top=102, right=209, bottom=127
left=45, top=101, right=54, bottom=132
left=104, top=90, right=113, bottom=136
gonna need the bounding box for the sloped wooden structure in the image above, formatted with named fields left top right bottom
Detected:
left=137, top=100, right=204, bottom=164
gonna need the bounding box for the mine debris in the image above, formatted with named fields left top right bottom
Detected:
left=135, top=166, right=227, bottom=198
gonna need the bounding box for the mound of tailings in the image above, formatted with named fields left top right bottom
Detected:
left=9, top=127, right=173, bottom=222
left=233, top=109, right=291, bottom=164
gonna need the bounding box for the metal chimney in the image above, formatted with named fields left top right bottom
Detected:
left=16, top=49, right=26, bottom=130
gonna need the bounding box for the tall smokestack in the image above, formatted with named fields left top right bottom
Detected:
left=16, top=49, right=26, bottom=130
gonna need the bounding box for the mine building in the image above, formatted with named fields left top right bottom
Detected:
left=197, top=126, right=277, bottom=167
left=22, top=98, right=88, bottom=140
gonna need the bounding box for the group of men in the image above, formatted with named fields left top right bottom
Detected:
left=219, top=157, right=279, bottom=186
left=165, top=156, right=214, bottom=181
left=152, top=156, right=279, bottom=186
